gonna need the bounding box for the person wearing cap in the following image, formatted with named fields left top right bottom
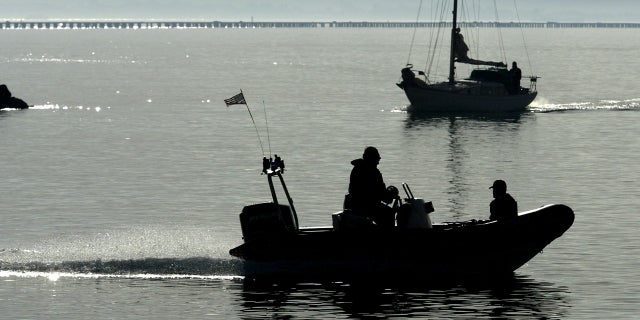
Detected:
left=346, top=146, right=397, bottom=228
left=489, top=179, right=518, bottom=221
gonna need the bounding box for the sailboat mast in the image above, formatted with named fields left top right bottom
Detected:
left=448, top=0, right=458, bottom=84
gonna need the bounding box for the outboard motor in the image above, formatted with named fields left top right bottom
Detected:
left=239, top=202, right=298, bottom=242
left=397, top=183, right=434, bottom=229
left=402, top=198, right=433, bottom=228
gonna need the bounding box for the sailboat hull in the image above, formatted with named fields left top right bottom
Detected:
left=402, top=83, right=537, bottom=113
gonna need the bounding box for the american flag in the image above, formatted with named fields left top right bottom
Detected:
left=224, top=92, right=246, bottom=106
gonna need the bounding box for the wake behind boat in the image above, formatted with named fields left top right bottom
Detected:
left=229, top=162, right=574, bottom=280
left=397, top=0, right=538, bottom=113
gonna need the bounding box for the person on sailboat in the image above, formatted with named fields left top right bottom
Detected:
left=453, top=27, right=470, bottom=62
left=509, top=61, right=522, bottom=94
left=346, top=146, right=397, bottom=228
left=452, top=28, right=506, bottom=68
left=489, top=180, right=518, bottom=221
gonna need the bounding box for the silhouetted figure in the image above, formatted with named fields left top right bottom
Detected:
left=0, top=84, right=29, bottom=110
left=452, top=29, right=505, bottom=67
left=453, top=28, right=470, bottom=61
left=347, top=146, right=397, bottom=228
left=510, top=61, right=522, bottom=94
left=489, top=180, right=518, bottom=221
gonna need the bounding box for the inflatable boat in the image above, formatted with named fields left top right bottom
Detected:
left=229, top=167, right=574, bottom=280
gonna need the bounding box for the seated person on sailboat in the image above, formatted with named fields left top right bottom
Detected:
left=489, top=180, right=518, bottom=221
left=453, top=28, right=470, bottom=61
left=345, top=146, right=397, bottom=228
left=453, top=28, right=505, bottom=67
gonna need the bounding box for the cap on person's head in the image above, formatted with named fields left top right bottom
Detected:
left=363, top=146, right=380, bottom=161
left=489, top=179, right=507, bottom=190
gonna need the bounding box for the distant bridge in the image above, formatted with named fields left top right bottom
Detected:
left=2, top=20, right=639, bottom=30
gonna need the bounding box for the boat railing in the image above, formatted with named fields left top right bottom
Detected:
left=528, top=76, right=539, bottom=92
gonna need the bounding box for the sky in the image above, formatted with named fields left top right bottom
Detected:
left=2, top=0, right=639, bottom=23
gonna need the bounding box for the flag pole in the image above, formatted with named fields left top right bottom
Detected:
left=240, top=90, right=265, bottom=157
left=263, top=100, right=272, bottom=158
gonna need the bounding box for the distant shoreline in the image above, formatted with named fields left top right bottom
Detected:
left=2, top=20, right=639, bottom=30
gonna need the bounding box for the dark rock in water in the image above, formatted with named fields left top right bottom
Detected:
left=0, top=84, right=29, bottom=110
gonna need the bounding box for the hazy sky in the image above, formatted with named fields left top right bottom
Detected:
left=2, top=0, right=638, bottom=22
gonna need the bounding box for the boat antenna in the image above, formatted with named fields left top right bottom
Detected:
left=224, top=89, right=265, bottom=157
left=406, top=0, right=423, bottom=66
left=262, top=100, right=272, bottom=158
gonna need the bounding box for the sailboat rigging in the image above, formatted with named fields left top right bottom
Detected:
left=397, top=0, right=538, bottom=113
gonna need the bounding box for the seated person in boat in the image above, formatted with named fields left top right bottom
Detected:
left=453, top=28, right=505, bottom=67
left=453, top=28, right=470, bottom=61
left=346, top=146, right=397, bottom=228
left=489, top=180, right=518, bottom=221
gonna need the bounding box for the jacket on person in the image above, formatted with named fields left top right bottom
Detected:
left=348, top=158, right=390, bottom=214
left=489, top=193, right=518, bottom=221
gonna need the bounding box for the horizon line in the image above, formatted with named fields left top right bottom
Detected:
left=2, top=18, right=640, bottom=24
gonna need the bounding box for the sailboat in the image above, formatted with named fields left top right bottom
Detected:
left=397, top=0, right=538, bottom=113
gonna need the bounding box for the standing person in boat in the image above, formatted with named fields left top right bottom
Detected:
left=509, top=62, right=522, bottom=94
left=489, top=180, right=518, bottom=221
left=347, top=146, right=397, bottom=228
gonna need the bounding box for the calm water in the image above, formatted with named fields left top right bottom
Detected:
left=1, top=28, right=639, bottom=319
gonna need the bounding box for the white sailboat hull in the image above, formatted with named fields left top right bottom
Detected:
left=402, top=83, right=537, bottom=113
